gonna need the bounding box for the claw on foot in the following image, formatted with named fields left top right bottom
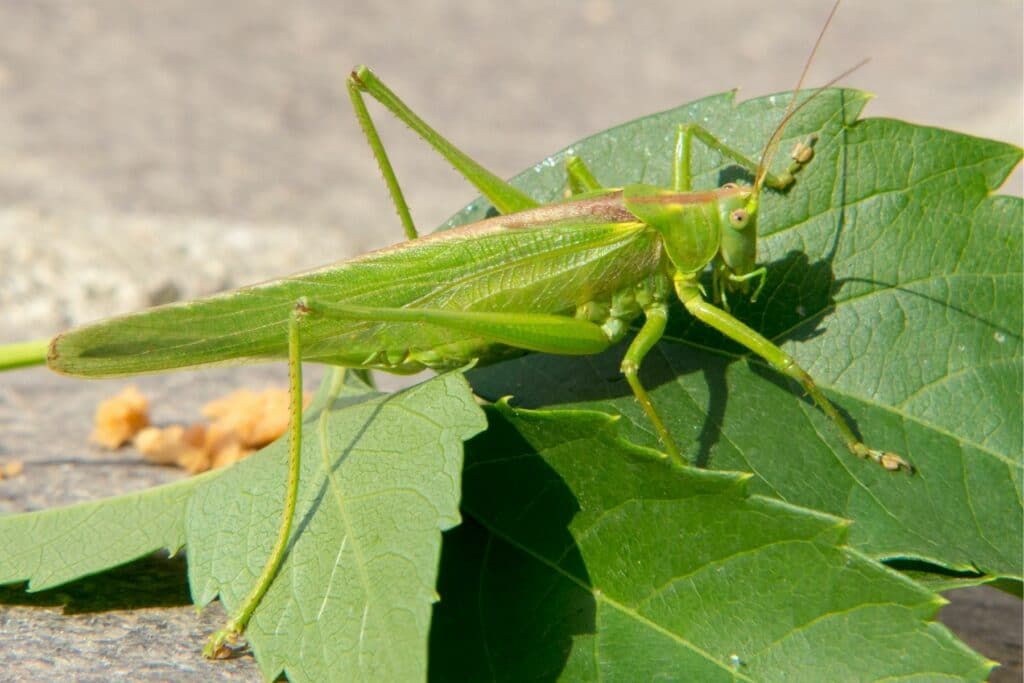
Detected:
left=852, top=443, right=915, bottom=474
left=203, top=628, right=248, bottom=660
left=789, top=140, right=815, bottom=165
left=879, top=452, right=914, bottom=473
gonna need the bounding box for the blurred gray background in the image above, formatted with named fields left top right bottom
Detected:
left=0, top=1, right=1020, bottom=680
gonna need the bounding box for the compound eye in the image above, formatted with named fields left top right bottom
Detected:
left=729, top=208, right=749, bottom=228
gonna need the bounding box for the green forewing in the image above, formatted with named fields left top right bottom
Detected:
left=430, top=404, right=993, bottom=681
left=49, top=209, right=655, bottom=377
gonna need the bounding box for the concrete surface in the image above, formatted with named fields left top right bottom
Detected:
left=0, top=1, right=1020, bottom=680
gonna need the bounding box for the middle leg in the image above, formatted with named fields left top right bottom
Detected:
left=619, top=303, right=685, bottom=466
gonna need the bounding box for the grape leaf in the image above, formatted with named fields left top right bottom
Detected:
left=0, top=470, right=204, bottom=590
left=186, top=369, right=485, bottom=682
left=429, top=403, right=994, bottom=681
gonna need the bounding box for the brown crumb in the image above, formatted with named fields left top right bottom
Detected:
left=208, top=439, right=250, bottom=472
left=202, top=388, right=299, bottom=450
left=94, top=386, right=309, bottom=474
left=0, top=460, right=24, bottom=480
left=90, top=385, right=150, bottom=448
left=134, top=424, right=206, bottom=468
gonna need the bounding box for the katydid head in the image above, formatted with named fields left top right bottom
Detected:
left=721, top=0, right=864, bottom=301
left=715, top=182, right=759, bottom=279
left=623, top=0, right=861, bottom=302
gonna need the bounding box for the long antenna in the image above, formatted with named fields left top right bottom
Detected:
left=754, top=0, right=848, bottom=191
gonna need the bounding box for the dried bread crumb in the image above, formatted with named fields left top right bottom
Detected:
left=90, top=385, right=150, bottom=448
left=202, top=389, right=296, bottom=450
left=134, top=424, right=206, bottom=467
left=93, top=386, right=308, bottom=474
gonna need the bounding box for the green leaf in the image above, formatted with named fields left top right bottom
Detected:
left=429, top=403, right=994, bottom=681
left=0, top=470, right=206, bottom=590
left=462, top=89, right=1023, bottom=580
left=187, top=369, right=485, bottom=682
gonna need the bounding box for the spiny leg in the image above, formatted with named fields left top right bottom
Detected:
left=620, top=303, right=685, bottom=466
left=672, top=123, right=694, bottom=191
left=674, top=276, right=913, bottom=473
left=347, top=72, right=418, bottom=240
left=347, top=66, right=538, bottom=233
left=204, top=305, right=307, bottom=658
left=673, top=123, right=817, bottom=192
left=299, top=297, right=684, bottom=466
left=565, top=155, right=603, bottom=195
left=298, top=298, right=612, bottom=357
left=295, top=296, right=691, bottom=468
